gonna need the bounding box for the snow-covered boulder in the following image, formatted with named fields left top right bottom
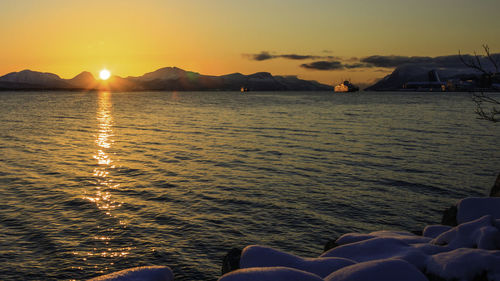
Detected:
left=431, top=215, right=500, bottom=250
left=336, top=231, right=430, bottom=246
left=321, top=237, right=428, bottom=269
left=324, top=258, right=428, bottom=281
left=423, top=225, right=453, bottom=238
left=410, top=243, right=452, bottom=256
left=218, top=267, right=324, bottom=281
left=87, top=266, right=174, bottom=281
left=426, top=248, right=500, bottom=281
left=457, top=197, right=500, bottom=224
left=335, top=234, right=375, bottom=246
left=240, top=245, right=355, bottom=278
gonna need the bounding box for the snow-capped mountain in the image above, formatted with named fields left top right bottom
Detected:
left=0, top=67, right=333, bottom=91
left=0, top=69, right=71, bottom=88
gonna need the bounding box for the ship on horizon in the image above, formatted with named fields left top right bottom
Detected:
left=334, top=80, right=359, bottom=92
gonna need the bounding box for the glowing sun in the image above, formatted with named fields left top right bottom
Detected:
left=99, top=69, right=111, bottom=80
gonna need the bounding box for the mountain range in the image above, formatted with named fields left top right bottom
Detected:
left=365, top=64, right=499, bottom=91
left=0, top=67, right=333, bottom=91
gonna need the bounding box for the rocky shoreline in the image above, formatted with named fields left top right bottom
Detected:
left=90, top=175, right=500, bottom=281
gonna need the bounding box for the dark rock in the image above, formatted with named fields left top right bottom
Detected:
left=472, top=271, right=489, bottom=281
left=489, top=172, right=500, bottom=197
left=410, top=230, right=423, bottom=236
left=221, top=248, right=242, bottom=275
left=323, top=239, right=338, bottom=252
left=425, top=273, right=447, bottom=281
left=441, top=205, right=458, bottom=226
left=427, top=269, right=488, bottom=281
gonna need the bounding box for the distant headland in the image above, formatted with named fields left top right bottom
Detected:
left=366, top=65, right=500, bottom=92
left=0, top=67, right=333, bottom=92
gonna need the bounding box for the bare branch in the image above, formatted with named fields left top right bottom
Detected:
left=459, top=50, right=490, bottom=75
left=472, top=93, right=500, bottom=122
left=462, top=45, right=500, bottom=123
left=483, top=44, right=499, bottom=73
left=472, top=92, right=500, bottom=105
left=474, top=51, right=483, bottom=70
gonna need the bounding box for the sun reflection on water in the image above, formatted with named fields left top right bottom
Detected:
left=87, top=91, right=121, bottom=212
left=79, top=91, right=130, bottom=261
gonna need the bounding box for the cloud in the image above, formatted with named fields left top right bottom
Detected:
left=280, top=54, right=320, bottom=60
left=299, top=61, right=369, bottom=71
left=244, top=51, right=338, bottom=61
left=300, top=61, right=344, bottom=70
left=246, top=50, right=500, bottom=71
left=360, top=55, right=433, bottom=67
left=249, top=51, right=275, bottom=61
left=360, top=54, right=500, bottom=68
left=344, top=63, right=370, bottom=69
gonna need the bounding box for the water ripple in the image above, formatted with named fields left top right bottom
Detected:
left=0, top=91, right=499, bottom=281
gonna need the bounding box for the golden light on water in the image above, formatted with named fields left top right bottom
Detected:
left=78, top=91, right=130, bottom=261
left=86, top=92, right=121, bottom=214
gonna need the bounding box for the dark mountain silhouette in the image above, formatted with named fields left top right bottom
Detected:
left=0, top=69, right=72, bottom=89
left=364, top=64, right=493, bottom=91
left=66, top=71, right=97, bottom=89
left=128, top=67, right=201, bottom=82
left=0, top=67, right=333, bottom=91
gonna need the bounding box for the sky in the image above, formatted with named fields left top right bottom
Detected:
left=1, top=0, right=499, bottom=85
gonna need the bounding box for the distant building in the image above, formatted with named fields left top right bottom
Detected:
left=446, top=79, right=475, bottom=91
left=403, top=70, right=446, bottom=91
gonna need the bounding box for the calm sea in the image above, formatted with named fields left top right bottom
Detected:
left=0, top=91, right=499, bottom=280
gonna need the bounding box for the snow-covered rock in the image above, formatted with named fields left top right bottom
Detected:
left=336, top=231, right=430, bottom=246
left=457, top=197, right=500, bottom=224
left=218, top=267, right=324, bottom=281
left=426, top=248, right=500, bottom=281
left=324, top=258, right=428, bottom=281
left=410, top=243, right=452, bottom=256
left=423, top=225, right=453, bottom=238
left=240, top=245, right=356, bottom=278
left=431, top=215, right=500, bottom=250
left=335, top=234, right=375, bottom=246
left=87, top=266, right=174, bottom=281
left=321, top=237, right=428, bottom=269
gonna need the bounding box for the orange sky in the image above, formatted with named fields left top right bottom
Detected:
left=1, top=0, right=499, bottom=85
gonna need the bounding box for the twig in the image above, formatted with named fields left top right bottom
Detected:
left=483, top=44, right=499, bottom=73
left=462, top=45, right=500, bottom=123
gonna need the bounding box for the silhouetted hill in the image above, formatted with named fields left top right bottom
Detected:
left=0, top=69, right=72, bottom=89
left=66, top=71, right=97, bottom=89
left=0, top=67, right=333, bottom=91
left=128, top=67, right=202, bottom=82
left=364, top=64, right=487, bottom=91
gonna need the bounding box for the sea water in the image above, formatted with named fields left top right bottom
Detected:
left=0, top=91, right=499, bottom=280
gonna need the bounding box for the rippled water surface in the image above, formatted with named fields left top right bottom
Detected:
left=0, top=91, right=499, bottom=280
